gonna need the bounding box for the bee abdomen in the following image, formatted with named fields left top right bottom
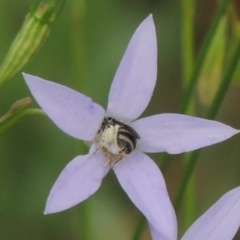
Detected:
left=117, top=127, right=137, bottom=154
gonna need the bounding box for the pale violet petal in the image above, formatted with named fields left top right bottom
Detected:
left=23, top=73, right=105, bottom=141
left=44, top=151, right=110, bottom=214
left=113, top=151, right=177, bottom=240
left=149, top=221, right=177, bottom=240
left=107, top=15, right=157, bottom=122
left=133, top=114, right=239, bottom=154
left=181, top=187, right=240, bottom=240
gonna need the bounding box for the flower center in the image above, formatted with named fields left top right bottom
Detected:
left=95, top=117, right=140, bottom=165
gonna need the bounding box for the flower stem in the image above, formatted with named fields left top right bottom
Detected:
left=0, top=108, right=46, bottom=136
left=160, top=0, right=230, bottom=173
left=174, top=150, right=199, bottom=213
left=181, top=10, right=196, bottom=225
left=131, top=216, right=146, bottom=240
left=0, top=97, right=32, bottom=124
left=174, top=39, right=240, bottom=213
left=184, top=175, right=196, bottom=228
left=206, top=40, right=240, bottom=119
left=180, top=0, right=195, bottom=87
left=70, top=0, right=86, bottom=91
left=180, top=0, right=230, bottom=112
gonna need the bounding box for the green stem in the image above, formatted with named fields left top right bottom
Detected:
left=160, top=0, right=230, bottom=173
left=131, top=216, right=146, bottom=240
left=69, top=1, right=90, bottom=239
left=174, top=39, right=240, bottom=213
left=174, top=150, right=199, bottom=213
left=181, top=0, right=195, bottom=87
left=78, top=200, right=92, bottom=240
left=0, top=108, right=46, bottom=136
left=183, top=98, right=196, bottom=228
left=184, top=175, right=196, bottom=228
left=70, top=0, right=86, bottom=91
left=181, top=10, right=196, bottom=225
left=180, top=0, right=230, bottom=112
left=207, top=40, right=240, bottom=119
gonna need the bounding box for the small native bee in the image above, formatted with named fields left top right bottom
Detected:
left=95, top=117, right=140, bottom=164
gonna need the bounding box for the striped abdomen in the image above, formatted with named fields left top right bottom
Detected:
left=117, top=126, right=139, bottom=155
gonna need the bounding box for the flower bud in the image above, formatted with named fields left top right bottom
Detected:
left=0, top=0, right=65, bottom=88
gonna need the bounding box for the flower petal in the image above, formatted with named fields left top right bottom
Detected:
left=113, top=151, right=177, bottom=240
left=181, top=187, right=240, bottom=240
left=107, top=15, right=157, bottom=122
left=133, top=114, right=239, bottom=154
left=149, top=221, right=177, bottom=240
left=23, top=73, right=105, bottom=141
left=44, top=151, right=110, bottom=214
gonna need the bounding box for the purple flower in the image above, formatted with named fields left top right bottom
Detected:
left=23, top=15, right=239, bottom=240
left=150, top=187, right=240, bottom=240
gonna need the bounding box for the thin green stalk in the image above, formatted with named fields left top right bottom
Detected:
left=69, top=1, right=91, bottom=239
left=174, top=150, right=200, bottom=213
left=184, top=175, right=196, bottom=228
left=0, top=108, right=45, bottom=136
left=159, top=0, right=230, bottom=172
left=70, top=0, right=86, bottom=92
left=180, top=0, right=230, bottom=112
left=78, top=200, right=92, bottom=240
left=181, top=0, right=195, bottom=87
left=207, top=40, right=240, bottom=119
left=183, top=100, right=197, bottom=228
left=0, top=97, right=32, bottom=124
left=181, top=1, right=197, bottom=221
left=174, top=39, right=240, bottom=213
left=131, top=216, right=146, bottom=240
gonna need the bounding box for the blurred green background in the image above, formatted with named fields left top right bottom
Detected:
left=0, top=0, right=240, bottom=239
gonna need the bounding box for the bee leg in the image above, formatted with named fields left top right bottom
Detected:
left=98, top=147, right=112, bottom=166
left=104, top=157, right=111, bottom=166
left=118, top=148, right=126, bottom=154
left=111, top=155, right=123, bottom=168
left=92, top=139, right=105, bottom=154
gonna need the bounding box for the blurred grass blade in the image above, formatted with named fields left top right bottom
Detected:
left=229, top=4, right=240, bottom=85
left=197, top=17, right=227, bottom=106
left=180, top=0, right=230, bottom=113
left=0, top=0, right=65, bottom=88
left=70, top=0, right=86, bottom=91
left=181, top=0, right=196, bottom=87
left=174, top=38, right=240, bottom=214
left=207, top=39, right=240, bottom=119
left=131, top=216, right=146, bottom=240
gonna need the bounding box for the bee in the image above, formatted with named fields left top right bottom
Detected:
left=95, top=117, right=140, bottom=164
